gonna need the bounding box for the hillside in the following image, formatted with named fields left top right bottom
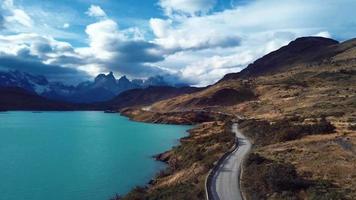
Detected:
left=119, top=37, right=356, bottom=199
left=0, top=87, right=76, bottom=110
left=150, top=37, right=355, bottom=115
left=107, top=86, right=202, bottom=109
left=222, top=37, right=340, bottom=80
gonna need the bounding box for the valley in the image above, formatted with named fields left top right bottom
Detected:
left=117, top=37, right=356, bottom=199
left=1, top=36, right=355, bottom=200
left=2, top=1, right=356, bottom=200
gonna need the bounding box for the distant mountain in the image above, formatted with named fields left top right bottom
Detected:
left=107, top=86, right=202, bottom=109
left=57, top=72, right=141, bottom=103
left=0, top=70, right=77, bottom=99
left=0, top=87, right=75, bottom=110
left=0, top=70, right=186, bottom=103
left=0, top=70, right=49, bottom=94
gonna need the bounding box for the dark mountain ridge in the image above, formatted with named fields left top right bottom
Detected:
left=0, top=87, right=77, bottom=110
left=221, top=37, right=340, bottom=80
left=107, top=86, right=203, bottom=109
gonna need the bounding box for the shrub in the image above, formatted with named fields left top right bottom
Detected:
left=239, top=117, right=335, bottom=146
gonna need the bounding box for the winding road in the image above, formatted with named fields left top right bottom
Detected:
left=209, top=123, right=252, bottom=200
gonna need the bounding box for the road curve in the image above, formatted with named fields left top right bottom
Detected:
left=209, top=123, right=252, bottom=200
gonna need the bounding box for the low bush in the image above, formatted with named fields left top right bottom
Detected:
left=243, top=153, right=347, bottom=200
left=239, top=117, right=335, bottom=146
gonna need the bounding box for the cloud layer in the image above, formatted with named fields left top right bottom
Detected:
left=158, top=0, right=217, bottom=17
left=86, top=5, right=107, bottom=18
left=149, top=0, right=356, bottom=85
left=0, top=0, right=356, bottom=86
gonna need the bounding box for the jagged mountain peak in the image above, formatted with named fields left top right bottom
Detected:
left=0, top=70, right=50, bottom=93
left=0, top=69, right=189, bottom=103
left=118, top=75, right=130, bottom=82
left=144, top=75, right=168, bottom=86
left=95, top=72, right=116, bottom=83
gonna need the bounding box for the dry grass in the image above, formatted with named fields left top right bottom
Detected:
left=255, top=131, right=356, bottom=199
left=120, top=39, right=356, bottom=199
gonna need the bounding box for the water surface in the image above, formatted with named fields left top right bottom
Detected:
left=0, top=111, right=190, bottom=200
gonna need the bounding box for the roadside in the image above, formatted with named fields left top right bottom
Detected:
left=239, top=118, right=355, bottom=199
left=207, top=123, right=252, bottom=200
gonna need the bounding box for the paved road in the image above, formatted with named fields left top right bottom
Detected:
left=210, top=123, right=252, bottom=200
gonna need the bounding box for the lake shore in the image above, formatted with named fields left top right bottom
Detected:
left=118, top=108, right=235, bottom=200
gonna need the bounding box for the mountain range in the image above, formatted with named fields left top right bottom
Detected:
left=0, top=36, right=355, bottom=199
left=0, top=70, right=185, bottom=103
left=0, top=87, right=78, bottom=111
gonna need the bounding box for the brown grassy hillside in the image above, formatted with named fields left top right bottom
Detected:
left=119, top=37, right=356, bottom=199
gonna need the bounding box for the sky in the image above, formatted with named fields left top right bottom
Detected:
left=0, top=0, right=355, bottom=85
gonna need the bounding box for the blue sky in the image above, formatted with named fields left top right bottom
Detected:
left=0, top=0, right=356, bottom=85
left=7, top=0, right=238, bottom=45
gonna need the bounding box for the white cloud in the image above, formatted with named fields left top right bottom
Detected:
left=1, top=0, right=33, bottom=27
left=86, top=5, right=107, bottom=18
left=1, top=0, right=356, bottom=86
left=0, top=0, right=80, bottom=40
left=150, top=0, right=356, bottom=86
left=314, top=31, right=331, bottom=38
left=157, top=32, right=293, bottom=86
left=7, top=9, right=33, bottom=27
left=84, top=19, right=126, bottom=60
left=159, top=0, right=217, bottom=17
left=81, top=17, right=166, bottom=77
left=63, top=23, right=70, bottom=29
left=2, top=0, right=14, bottom=9
left=0, top=33, right=75, bottom=59
left=150, top=18, right=171, bottom=38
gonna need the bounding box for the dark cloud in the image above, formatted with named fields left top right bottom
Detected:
left=170, top=36, right=241, bottom=53
left=115, top=41, right=164, bottom=63
left=0, top=54, right=90, bottom=84
left=98, top=40, right=167, bottom=79
left=0, top=12, right=4, bottom=29
left=214, top=36, right=241, bottom=48
left=48, top=41, right=167, bottom=80
left=16, top=47, right=38, bottom=60
left=159, top=73, right=194, bottom=86
left=49, top=55, right=89, bottom=66
left=108, top=62, right=166, bottom=78
left=32, top=42, right=53, bottom=54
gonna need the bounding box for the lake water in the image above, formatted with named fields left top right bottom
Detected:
left=0, top=111, right=191, bottom=200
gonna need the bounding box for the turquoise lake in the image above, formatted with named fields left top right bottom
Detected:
left=0, top=111, right=191, bottom=200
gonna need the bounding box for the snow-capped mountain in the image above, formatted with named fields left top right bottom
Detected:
left=0, top=70, right=48, bottom=93
left=0, top=70, right=180, bottom=103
